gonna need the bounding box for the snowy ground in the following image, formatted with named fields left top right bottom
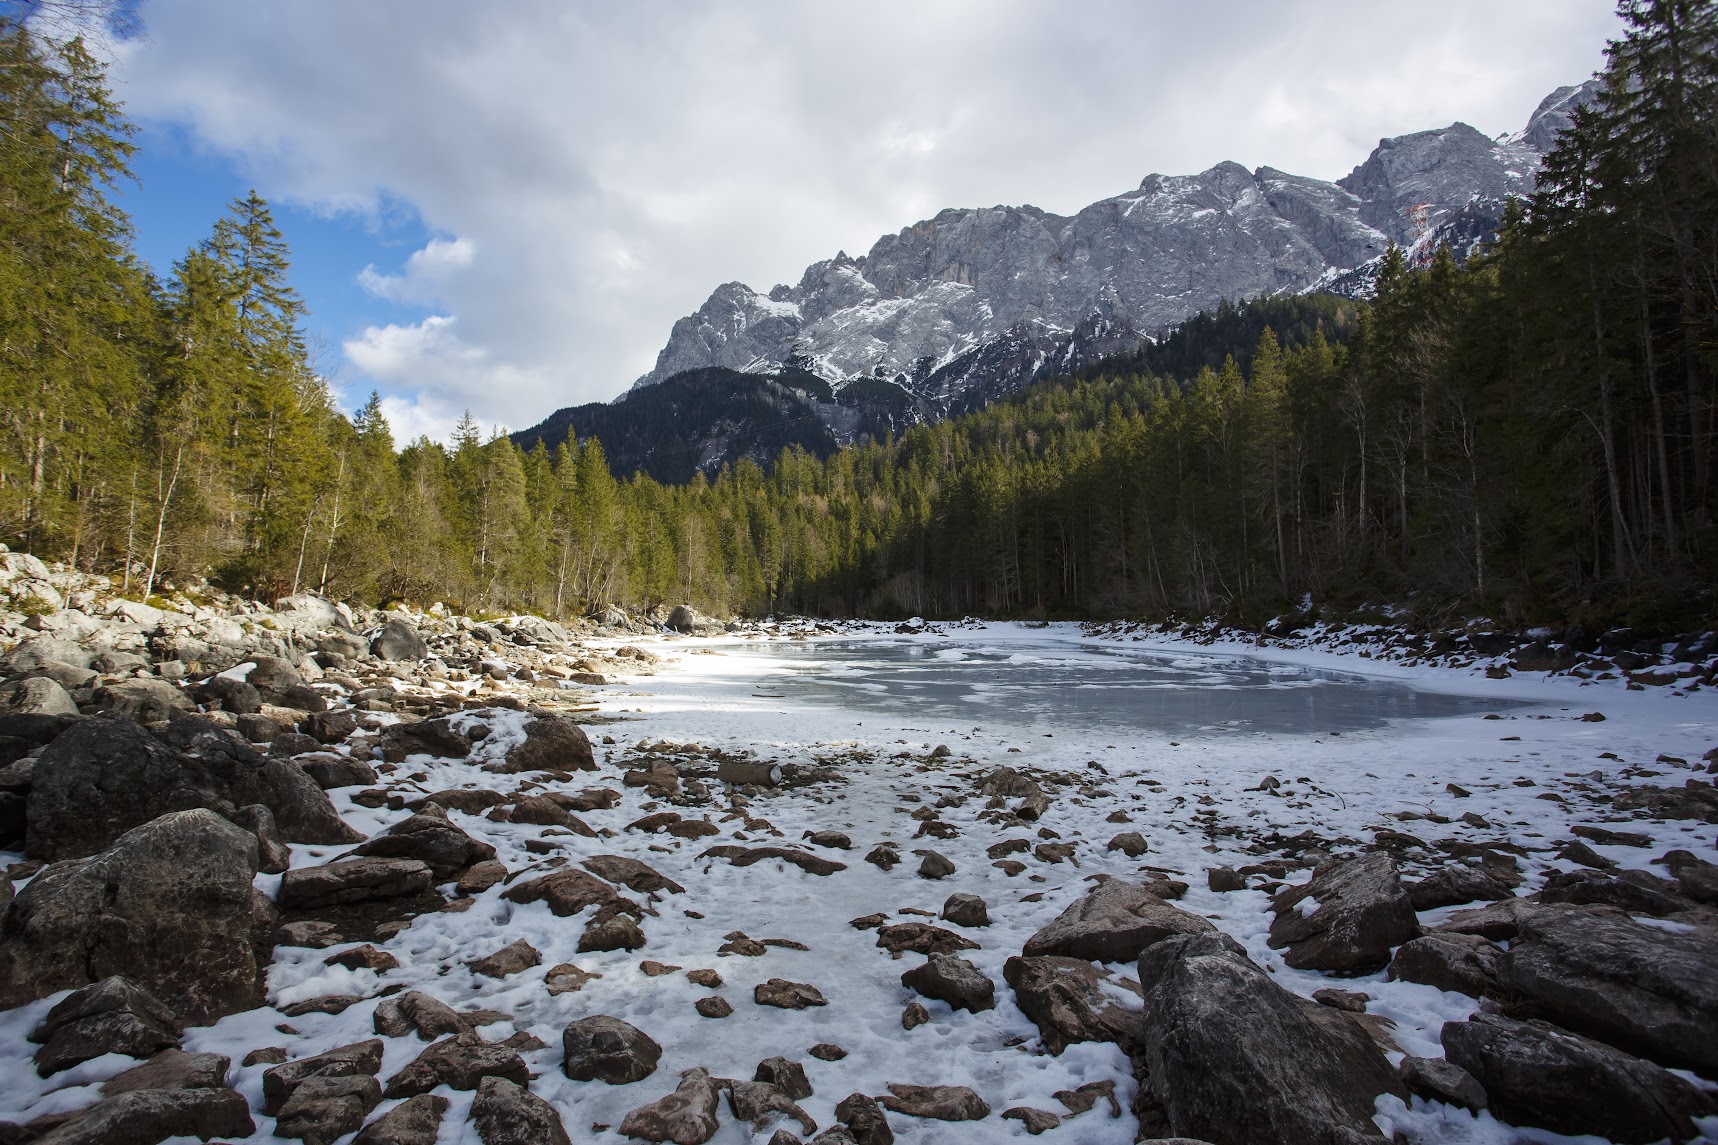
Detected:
left=3, top=621, right=1714, bottom=1144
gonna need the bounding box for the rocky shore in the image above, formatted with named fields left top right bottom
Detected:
left=0, top=547, right=1715, bottom=1144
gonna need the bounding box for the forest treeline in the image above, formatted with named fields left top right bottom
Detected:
left=1, top=2, right=1714, bottom=628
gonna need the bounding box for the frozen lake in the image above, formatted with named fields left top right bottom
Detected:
left=741, top=637, right=1526, bottom=736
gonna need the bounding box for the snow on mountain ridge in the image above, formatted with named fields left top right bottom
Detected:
left=633, top=82, right=1599, bottom=400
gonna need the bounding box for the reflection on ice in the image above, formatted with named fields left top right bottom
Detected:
left=743, top=638, right=1520, bottom=736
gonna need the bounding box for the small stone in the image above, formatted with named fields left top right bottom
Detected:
left=324, top=944, right=399, bottom=973
left=640, top=960, right=682, bottom=977
left=902, top=1002, right=929, bottom=1030
left=244, top=1047, right=289, bottom=1066
left=729, top=1079, right=817, bottom=1135
left=468, top=939, right=542, bottom=979
left=1002, top=1106, right=1061, bottom=1134
left=864, top=845, right=900, bottom=870
left=755, top=978, right=827, bottom=1009
left=1312, top=987, right=1370, bottom=1012
left=695, top=996, right=734, bottom=1018
left=686, top=968, right=722, bottom=988
left=808, top=1044, right=847, bottom=1061
left=880, top=1082, right=990, bottom=1121
left=544, top=963, right=602, bottom=995
left=456, top=860, right=509, bottom=895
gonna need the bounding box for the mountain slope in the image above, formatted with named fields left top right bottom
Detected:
left=633, top=80, right=1598, bottom=399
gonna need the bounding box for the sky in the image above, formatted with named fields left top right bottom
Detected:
left=71, top=0, right=1625, bottom=444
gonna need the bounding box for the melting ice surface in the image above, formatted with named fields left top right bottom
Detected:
left=744, top=637, right=1525, bottom=735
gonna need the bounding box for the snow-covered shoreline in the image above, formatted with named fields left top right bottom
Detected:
left=3, top=619, right=1714, bottom=1143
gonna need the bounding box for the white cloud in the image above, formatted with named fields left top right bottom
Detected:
left=103, top=0, right=1623, bottom=441
left=357, top=236, right=475, bottom=305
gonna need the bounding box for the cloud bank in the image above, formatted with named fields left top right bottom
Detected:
left=106, top=0, right=1622, bottom=440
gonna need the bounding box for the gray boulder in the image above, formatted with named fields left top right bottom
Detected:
left=1387, top=932, right=1502, bottom=997
left=90, top=677, right=193, bottom=723
left=26, top=713, right=359, bottom=861
left=0, top=809, right=264, bottom=1022
left=378, top=717, right=470, bottom=762
left=562, top=1015, right=662, bottom=1084
left=901, top=953, right=995, bottom=1013
left=193, top=673, right=262, bottom=714
left=618, top=1067, right=722, bottom=1144
left=472, top=1076, right=572, bottom=1145
left=29, top=976, right=181, bottom=1076
left=101, top=1048, right=229, bottom=1096
left=263, top=1040, right=385, bottom=1114
left=352, top=1093, right=448, bottom=1145
left=1499, top=903, right=1718, bottom=1074
left=372, top=617, right=429, bottom=661
left=1406, top=864, right=1516, bottom=911
left=373, top=990, right=475, bottom=1041
left=1022, top=878, right=1214, bottom=963
left=497, top=713, right=596, bottom=772
left=277, top=857, right=435, bottom=911
left=383, top=1034, right=528, bottom=1098
left=1136, top=931, right=1404, bottom=1145
left=3, top=676, right=77, bottom=716
left=1003, top=955, right=1137, bottom=1054
left=1268, top=852, right=1419, bottom=974
left=1443, top=1012, right=1715, bottom=1143
left=1395, top=1055, right=1486, bottom=1112
left=354, top=808, right=496, bottom=879
left=275, top=1073, right=382, bottom=1145
left=27, top=1087, right=254, bottom=1145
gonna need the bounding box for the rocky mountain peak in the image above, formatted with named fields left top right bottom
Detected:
left=625, top=81, right=1594, bottom=416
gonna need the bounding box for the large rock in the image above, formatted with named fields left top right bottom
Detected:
left=101, top=1048, right=229, bottom=1097
left=89, top=678, right=194, bottom=723
left=1022, top=878, right=1214, bottom=963
left=582, top=854, right=686, bottom=895
left=1405, top=863, right=1516, bottom=910
left=665, top=605, right=721, bottom=635
left=193, top=674, right=262, bottom=715
left=0, top=809, right=265, bottom=1022
left=27, top=1087, right=254, bottom=1145
left=354, top=808, right=496, bottom=879
left=275, top=1073, right=382, bottom=1145
left=497, top=713, right=596, bottom=772
left=879, top=1084, right=990, bottom=1121
left=263, top=1040, right=385, bottom=1113
left=562, top=1015, right=662, bottom=1084
left=1267, top=852, right=1419, bottom=974
left=25, top=713, right=359, bottom=861
left=1498, top=903, right=1718, bottom=1074
left=1386, top=932, right=1502, bottom=997
left=1442, top=1012, right=1715, bottom=1143
left=383, top=1034, right=528, bottom=1097
left=372, top=617, right=429, bottom=661
left=501, top=868, right=635, bottom=918
left=352, top=1093, right=448, bottom=1145
left=29, top=977, right=181, bottom=1076
left=378, top=717, right=470, bottom=762
left=901, top=954, right=995, bottom=1013
left=3, top=676, right=78, bottom=716
left=472, top=1076, right=572, bottom=1145
left=1136, top=931, right=1404, bottom=1145
left=618, top=1067, right=722, bottom=1144
left=277, top=857, right=435, bottom=911
left=1003, top=955, right=1137, bottom=1054
left=373, top=990, right=475, bottom=1040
